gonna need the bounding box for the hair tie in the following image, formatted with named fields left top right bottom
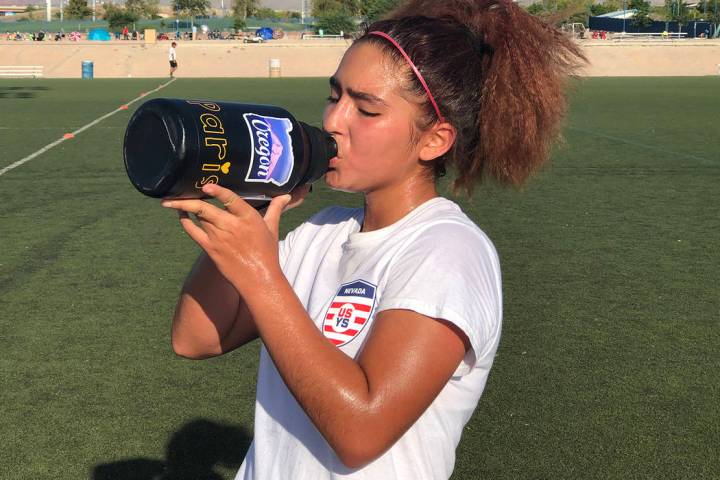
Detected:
left=368, top=31, right=445, bottom=123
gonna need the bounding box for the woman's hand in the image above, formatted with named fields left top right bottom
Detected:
left=161, top=183, right=310, bottom=291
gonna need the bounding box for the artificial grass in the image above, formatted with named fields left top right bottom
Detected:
left=0, top=77, right=718, bottom=479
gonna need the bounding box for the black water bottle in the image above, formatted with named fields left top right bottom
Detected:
left=123, top=98, right=337, bottom=200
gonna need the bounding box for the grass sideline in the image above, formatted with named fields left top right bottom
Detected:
left=0, top=77, right=718, bottom=479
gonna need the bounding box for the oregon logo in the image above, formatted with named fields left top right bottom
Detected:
left=243, top=113, right=295, bottom=186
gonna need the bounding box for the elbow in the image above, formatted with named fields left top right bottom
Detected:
left=332, top=433, right=391, bottom=469
left=171, top=337, right=216, bottom=360
left=336, top=452, right=374, bottom=470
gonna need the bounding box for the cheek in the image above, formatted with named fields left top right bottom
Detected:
left=353, top=122, right=405, bottom=159
left=321, top=105, right=332, bottom=130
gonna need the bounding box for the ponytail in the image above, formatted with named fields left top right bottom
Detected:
left=361, top=0, right=586, bottom=193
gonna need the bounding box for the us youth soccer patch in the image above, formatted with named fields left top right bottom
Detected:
left=323, top=280, right=377, bottom=347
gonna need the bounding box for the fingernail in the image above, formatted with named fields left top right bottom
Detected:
left=161, top=201, right=172, bottom=207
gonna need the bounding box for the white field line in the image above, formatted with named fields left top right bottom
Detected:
left=0, top=77, right=176, bottom=177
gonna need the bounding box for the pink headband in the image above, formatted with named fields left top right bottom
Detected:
left=368, top=31, right=445, bottom=123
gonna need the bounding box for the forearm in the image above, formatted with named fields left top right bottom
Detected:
left=239, top=267, right=388, bottom=465
left=172, top=253, right=258, bottom=358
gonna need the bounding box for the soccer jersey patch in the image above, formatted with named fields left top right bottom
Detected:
left=322, top=280, right=377, bottom=347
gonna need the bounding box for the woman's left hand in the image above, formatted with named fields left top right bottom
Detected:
left=161, top=183, right=308, bottom=291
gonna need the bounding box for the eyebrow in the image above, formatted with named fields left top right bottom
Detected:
left=329, top=76, right=388, bottom=107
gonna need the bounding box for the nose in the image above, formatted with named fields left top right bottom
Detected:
left=322, top=98, right=347, bottom=138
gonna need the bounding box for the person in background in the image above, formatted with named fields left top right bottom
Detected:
left=168, top=41, right=178, bottom=78
left=162, top=0, right=585, bottom=478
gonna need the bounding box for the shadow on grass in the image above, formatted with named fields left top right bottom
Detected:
left=0, top=86, right=50, bottom=99
left=91, top=418, right=251, bottom=480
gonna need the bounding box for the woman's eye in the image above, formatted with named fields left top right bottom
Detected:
left=359, top=109, right=380, bottom=117
left=326, top=96, right=339, bottom=103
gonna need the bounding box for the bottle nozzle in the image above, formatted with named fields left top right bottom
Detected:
left=299, top=121, right=337, bottom=185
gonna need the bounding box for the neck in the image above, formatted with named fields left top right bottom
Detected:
left=361, top=178, right=438, bottom=232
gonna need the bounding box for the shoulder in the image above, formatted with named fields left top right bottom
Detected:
left=402, top=198, right=498, bottom=262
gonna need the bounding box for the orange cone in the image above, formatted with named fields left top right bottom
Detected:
left=63, top=133, right=74, bottom=139
left=119, top=105, right=129, bottom=110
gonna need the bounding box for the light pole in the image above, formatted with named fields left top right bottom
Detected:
left=622, top=0, right=627, bottom=33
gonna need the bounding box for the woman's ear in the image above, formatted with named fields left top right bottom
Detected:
left=418, top=122, right=457, bottom=161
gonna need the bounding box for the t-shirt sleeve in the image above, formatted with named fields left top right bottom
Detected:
left=376, top=222, right=502, bottom=376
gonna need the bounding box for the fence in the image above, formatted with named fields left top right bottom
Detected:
left=588, top=17, right=717, bottom=38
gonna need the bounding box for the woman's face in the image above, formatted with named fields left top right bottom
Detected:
left=322, top=42, right=429, bottom=194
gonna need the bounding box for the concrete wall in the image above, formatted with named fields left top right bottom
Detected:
left=581, top=41, right=720, bottom=76
left=1, top=38, right=719, bottom=79
left=0, top=38, right=351, bottom=78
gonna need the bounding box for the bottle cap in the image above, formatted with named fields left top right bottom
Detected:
left=123, top=99, right=194, bottom=198
left=299, top=121, right=337, bottom=185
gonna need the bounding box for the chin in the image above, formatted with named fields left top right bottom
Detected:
left=324, top=173, right=359, bottom=194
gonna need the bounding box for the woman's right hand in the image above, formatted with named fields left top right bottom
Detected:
left=168, top=183, right=311, bottom=359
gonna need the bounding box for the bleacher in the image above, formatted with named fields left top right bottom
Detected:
left=0, top=65, right=44, bottom=78
left=613, top=32, right=688, bottom=39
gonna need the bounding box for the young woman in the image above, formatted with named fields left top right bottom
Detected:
left=162, top=0, right=584, bottom=478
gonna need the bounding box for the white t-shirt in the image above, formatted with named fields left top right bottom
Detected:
left=235, top=197, right=502, bottom=480
left=168, top=46, right=176, bottom=62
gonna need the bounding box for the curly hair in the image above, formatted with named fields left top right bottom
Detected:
left=355, top=0, right=586, bottom=193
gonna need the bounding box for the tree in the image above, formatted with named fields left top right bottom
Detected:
left=525, top=2, right=546, bottom=15
left=232, top=0, right=259, bottom=32
left=104, top=3, right=140, bottom=29
left=232, top=0, right=259, bottom=23
left=696, top=0, right=720, bottom=25
left=254, top=7, right=279, bottom=20
left=125, top=0, right=160, bottom=19
left=590, top=0, right=621, bottom=16
left=524, top=0, right=593, bottom=24
left=360, top=0, right=400, bottom=22
left=665, top=0, right=691, bottom=25
left=24, top=4, right=39, bottom=20
left=174, top=0, right=211, bottom=19
left=312, top=0, right=361, bottom=17
left=315, top=9, right=355, bottom=34
left=65, top=0, right=92, bottom=19
left=629, top=0, right=653, bottom=26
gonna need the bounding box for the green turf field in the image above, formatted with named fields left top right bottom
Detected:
left=0, top=77, right=718, bottom=479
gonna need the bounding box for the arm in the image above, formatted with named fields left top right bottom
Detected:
left=162, top=184, right=469, bottom=467
left=241, top=271, right=469, bottom=468
left=168, top=186, right=308, bottom=359
left=170, top=252, right=258, bottom=359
